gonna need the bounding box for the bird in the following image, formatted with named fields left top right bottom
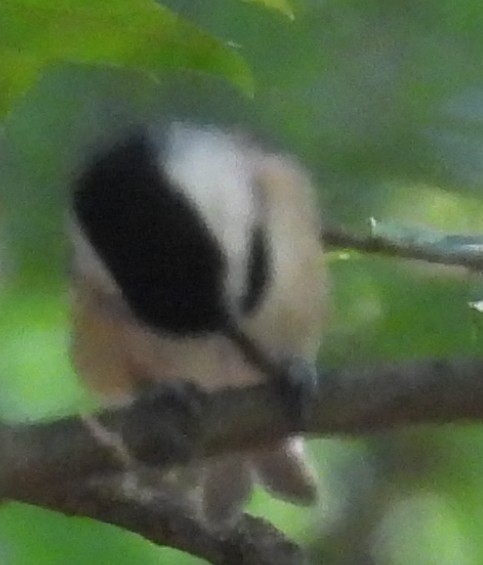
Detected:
left=69, top=121, right=326, bottom=525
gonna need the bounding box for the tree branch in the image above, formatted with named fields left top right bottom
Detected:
left=1, top=357, right=483, bottom=563
left=3, top=357, right=483, bottom=500
left=17, top=475, right=305, bottom=565
left=322, top=224, right=483, bottom=271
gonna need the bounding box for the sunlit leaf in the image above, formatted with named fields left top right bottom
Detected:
left=468, top=300, right=483, bottom=312
left=243, top=0, right=294, bottom=19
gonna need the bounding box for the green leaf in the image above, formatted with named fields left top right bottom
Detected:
left=243, top=0, right=294, bottom=19
left=0, top=0, right=253, bottom=115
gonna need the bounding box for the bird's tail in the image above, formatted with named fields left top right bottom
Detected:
left=199, top=437, right=317, bottom=526
left=252, top=437, right=318, bottom=505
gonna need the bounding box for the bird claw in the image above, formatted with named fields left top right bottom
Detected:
left=119, top=379, right=207, bottom=467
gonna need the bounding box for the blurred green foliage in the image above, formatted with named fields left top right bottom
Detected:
left=0, top=0, right=252, bottom=115
left=3, top=0, right=483, bottom=563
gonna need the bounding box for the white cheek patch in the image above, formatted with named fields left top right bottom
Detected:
left=164, top=123, right=257, bottom=308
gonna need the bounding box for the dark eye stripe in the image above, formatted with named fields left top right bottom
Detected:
left=241, top=224, right=270, bottom=314
left=73, top=132, right=228, bottom=335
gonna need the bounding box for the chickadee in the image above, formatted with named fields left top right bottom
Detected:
left=69, top=122, right=326, bottom=524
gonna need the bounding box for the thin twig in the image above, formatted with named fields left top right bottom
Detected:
left=322, top=224, right=483, bottom=271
